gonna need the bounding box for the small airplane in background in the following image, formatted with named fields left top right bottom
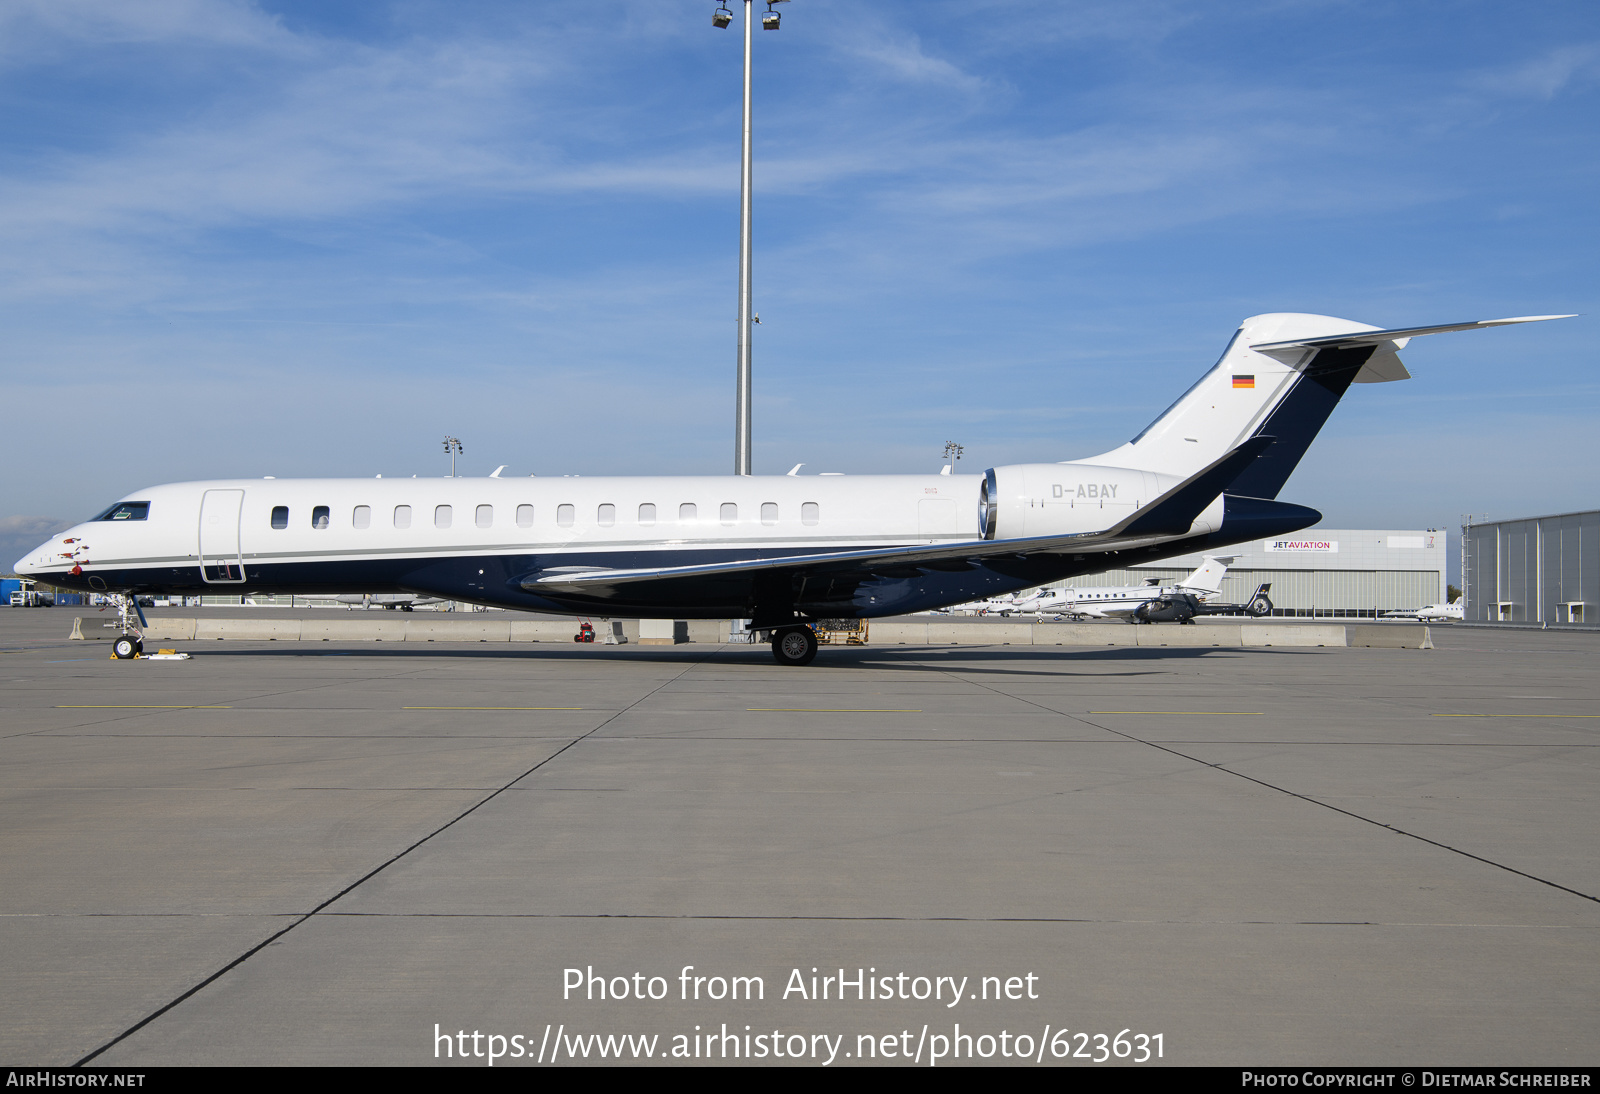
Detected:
left=318, top=593, right=447, bottom=611
left=1008, top=555, right=1238, bottom=619
left=1383, top=600, right=1463, bottom=622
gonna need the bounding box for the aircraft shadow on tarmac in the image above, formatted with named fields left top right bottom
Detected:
left=162, top=642, right=1288, bottom=678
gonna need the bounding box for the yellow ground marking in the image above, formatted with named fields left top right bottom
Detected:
left=1090, top=711, right=1263, bottom=715
left=403, top=706, right=584, bottom=710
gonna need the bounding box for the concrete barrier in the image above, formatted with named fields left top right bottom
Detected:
left=1135, top=624, right=1243, bottom=647
left=405, top=618, right=511, bottom=642
left=1346, top=624, right=1433, bottom=650
left=196, top=618, right=302, bottom=641
left=510, top=620, right=590, bottom=642
left=1241, top=624, right=1347, bottom=647
left=869, top=623, right=927, bottom=645
left=68, top=617, right=122, bottom=640
left=639, top=619, right=688, bottom=645
left=142, top=618, right=197, bottom=641
left=927, top=622, right=1034, bottom=644
left=1033, top=623, right=1140, bottom=646
left=300, top=618, right=408, bottom=641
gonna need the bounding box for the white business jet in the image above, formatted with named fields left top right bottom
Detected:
left=16, top=313, right=1569, bottom=665
left=1012, top=555, right=1236, bottom=619
left=1384, top=600, right=1463, bottom=622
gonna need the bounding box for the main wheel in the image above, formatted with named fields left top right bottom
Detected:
left=771, top=625, right=818, bottom=666
left=112, top=635, right=140, bottom=659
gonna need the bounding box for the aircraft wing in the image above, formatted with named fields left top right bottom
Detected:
left=526, top=437, right=1275, bottom=595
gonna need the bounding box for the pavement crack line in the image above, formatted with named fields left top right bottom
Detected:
left=71, top=654, right=718, bottom=1068
left=903, top=650, right=1600, bottom=909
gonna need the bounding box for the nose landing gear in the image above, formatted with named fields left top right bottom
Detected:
left=109, top=593, right=147, bottom=659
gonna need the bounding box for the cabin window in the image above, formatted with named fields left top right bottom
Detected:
left=557, top=504, right=575, bottom=527
left=435, top=505, right=452, bottom=529
left=352, top=505, right=371, bottom=529
left=597, top=503, right=616, bottom=527
left=476, top=504, right=493, bottom=529
left=311, top=506, right=330, bottom=530
left=94, top=501, right=150, bottom=522
left=638, top=503, right=656, bottom=525
left=761, top=502, right=778, bottom=525
left=394, top=505, right=412, bottom=529
left=271, top=506, right=289, bottom=530
left=720, top=503, right=737, bottom=525
left=516, top=504, right=534, bottom=528
left=802, top=502, right=819, bottom=526
left=679, top=503, right=697, bottom=522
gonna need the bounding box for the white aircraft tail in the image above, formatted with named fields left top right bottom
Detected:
left=1076, top=312, right=1572, bottom=498
left=1176, top=555, right=1235, bottom=596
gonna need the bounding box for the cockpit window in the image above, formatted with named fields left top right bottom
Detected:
left=92, top=501, right=150, bottom=522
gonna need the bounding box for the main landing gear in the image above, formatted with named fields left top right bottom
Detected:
left=770, top=625, right=818, bottom=667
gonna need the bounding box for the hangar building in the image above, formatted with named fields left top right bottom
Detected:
left=1041, top=529, right=1448, bottom=619
left=1462, top=510, right=1598, bottom=625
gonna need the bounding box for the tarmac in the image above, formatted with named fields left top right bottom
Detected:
left=1, top=607, right=1596, bottom=1067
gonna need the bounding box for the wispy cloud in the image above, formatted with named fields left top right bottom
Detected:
left=1475, top=43, right=1600, bottom=99
left=0, top=0, right=295, bottom=61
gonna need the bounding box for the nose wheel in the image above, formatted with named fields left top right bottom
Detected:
left=112, top=634, right=142, bottom=659
left=771, top=625, right=818, bottom=666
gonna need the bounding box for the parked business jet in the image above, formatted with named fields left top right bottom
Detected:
left=1011, top=555, right=1236, bottom=619
left=15, top=313, right=1569, bottom=664
left=1383, top=600, right=1463, bottom=622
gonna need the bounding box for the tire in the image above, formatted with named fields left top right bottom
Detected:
left=771, top=625, right=818, bottom=666
left=112, top=635, right=139, bottom=659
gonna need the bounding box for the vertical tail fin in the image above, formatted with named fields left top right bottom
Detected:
left=1078, top=312, right=1569, bottom=499
left=1177, top=555, right=1235, bottom=595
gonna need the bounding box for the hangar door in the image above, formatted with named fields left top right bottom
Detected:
left=199, top=489, right=247, bottom=584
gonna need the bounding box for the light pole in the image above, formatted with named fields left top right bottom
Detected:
left=943, top=442, right=965, bottom=474
left=443, top=436, right=463, bottom=477
left=715, top=0, right=789, bottom=476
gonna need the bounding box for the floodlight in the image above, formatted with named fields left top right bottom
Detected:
left=712, top=4, right=732, bottom=28
left=762, top=11, right=780, bottom=29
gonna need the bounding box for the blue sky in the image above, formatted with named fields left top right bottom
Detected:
left=2, top=0, right=1596, bottom=569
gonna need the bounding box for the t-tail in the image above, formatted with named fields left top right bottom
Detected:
left=1176, top=555, right=1235, bottom=596
left=1074, top=312, right=1575, bottom=497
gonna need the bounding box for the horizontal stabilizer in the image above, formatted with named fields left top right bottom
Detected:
left=1250, top=314, right=1575, bottom=353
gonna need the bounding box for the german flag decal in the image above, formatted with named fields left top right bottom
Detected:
left=1232, top=374, right=1255, bottom=389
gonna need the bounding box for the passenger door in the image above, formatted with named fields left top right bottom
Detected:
left=199, top=489, right=246, bottom=583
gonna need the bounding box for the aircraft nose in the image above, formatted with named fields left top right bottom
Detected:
left=16, top=534, right=64, bottom=576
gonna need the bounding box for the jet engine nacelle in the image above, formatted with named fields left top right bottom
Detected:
left=979, top=463, right=1222, bottom=541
